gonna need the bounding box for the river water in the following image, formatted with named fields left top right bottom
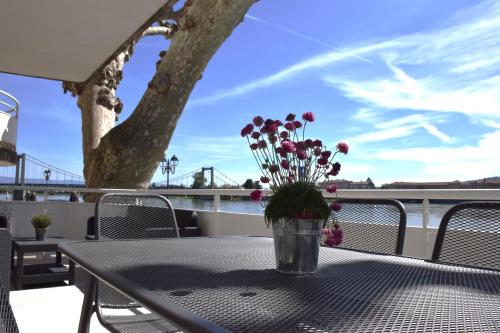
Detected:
left=4, top=193, right=451, bottom=228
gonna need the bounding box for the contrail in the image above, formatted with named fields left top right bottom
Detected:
left=245, top=14, right=374, bottom=65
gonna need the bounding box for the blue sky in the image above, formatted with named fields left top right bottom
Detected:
left=1, top=0, right=499, bottom=186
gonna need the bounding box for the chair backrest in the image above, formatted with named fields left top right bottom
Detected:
left=95, top=194, right=179, bottom=309
left=323, top=198, right=406, bottom=255
left=96, top=193, right=179, bottom=240
left=0, top=229, right=19, bottom=333
left=432, top=201, right=500, bottom=271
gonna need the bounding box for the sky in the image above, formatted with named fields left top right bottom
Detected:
left=0, top=0, right=499, bottom=187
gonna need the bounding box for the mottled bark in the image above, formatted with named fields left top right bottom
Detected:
left=64, top=0, right=257, bottom=193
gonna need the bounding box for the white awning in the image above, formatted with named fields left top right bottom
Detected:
left=0, top=0, right=167, bottom=83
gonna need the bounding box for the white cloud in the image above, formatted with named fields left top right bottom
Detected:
left=344, top=126, right=416, bottom=144
left=373, top=130, right=500, bottom=180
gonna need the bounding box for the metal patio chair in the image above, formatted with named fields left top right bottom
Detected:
left=0, top=229, right=19, bottom=333
left=432, top=201, right=500, bottom=271
left=94, top=193, right=180, bottom=333
left=323, top=198, right=406, bottom=255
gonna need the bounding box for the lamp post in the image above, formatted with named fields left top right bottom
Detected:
left=43, top=169, right=51, bottom=213
left=160, top=155, right=178, bottom=188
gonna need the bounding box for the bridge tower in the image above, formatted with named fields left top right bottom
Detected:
left=201, top=167, right=215, bottom=189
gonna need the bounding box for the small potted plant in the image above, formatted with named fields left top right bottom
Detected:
left=31, top=214, right=51, bottom=241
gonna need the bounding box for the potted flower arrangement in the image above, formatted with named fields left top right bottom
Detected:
left=241, top=112, right=348, bottom=274
left=31, top=214, right=51, bottom=241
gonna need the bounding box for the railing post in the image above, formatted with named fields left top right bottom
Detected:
left=214, top=194, right=220, bottom=212
left=422, top=198, right=430, bottom=229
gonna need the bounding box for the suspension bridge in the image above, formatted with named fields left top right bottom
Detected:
left=0, top=154, right=241, bottom=189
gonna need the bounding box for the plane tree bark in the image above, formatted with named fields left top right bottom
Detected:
left=63, top=0, right=257, bottom=193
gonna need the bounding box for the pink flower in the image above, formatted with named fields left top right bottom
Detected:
left=321, top=150, right=331, bottom=158
left=269, top=135, right=278, bottom=144
left=285, top=113, right=295, bottom=121
left=329, top=169, right=339, bottom=176
left=318, top=157, right=329, bottom=165
left=264, top=119, right=274, bottom=126
left=269, top=165, right=279, bottom=173
left=313, top=139, right=322, bottom=147
left=267, top=124, right=278, bottom=134
left=258, top=140, right=267, bottom=149
left=253, top=116, right=264, bottom=127
left=274, top=120, right=283, bottom=127
left=250, top=143, right=258, bottom=150
left=250, top=190, right=263, bottom=201
left=296, top=150, right=307, bottom=160
left=304, top=139, right=313, bottom=148
left=240, top=124, right=254, bottom=137
left=287, top=176, right=294, bottom=183
left=313, top=148, right=322, bottom=156
left=280, top=131, right=289, bottom=139
left=295, top=141, right=305, bottom=150
left=302, top=112, right=315, bottom=122
left=336, top=142, right=349, bottom=154
left=251, top=132, right=260, bottom=140
left=325, top=184, right=337, bottom=193
left=332, top=162, right=341, bottom=172
left=284, top=122, right=296, bottom=131
left=280, top=159, right=290, bottom=169
left=293, top=120, right=302, bottom=129
left=281, top=141, right=296, bottom=153
left=260, top=176, right=270, bottom=183
left=330, top=202, right=342, bottom=212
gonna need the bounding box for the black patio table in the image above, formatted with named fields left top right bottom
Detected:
left=58, top=237, right=500, bottom=333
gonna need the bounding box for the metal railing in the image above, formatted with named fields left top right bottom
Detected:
left=1, top=185, right=499, bottom=228
left=0, top=90, right=19, bottom=118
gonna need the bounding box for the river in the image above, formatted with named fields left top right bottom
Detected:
left=3, top=193, right=451, bottom=228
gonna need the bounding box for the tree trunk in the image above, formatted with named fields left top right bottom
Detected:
left=82, top=0, right=257, bottom=190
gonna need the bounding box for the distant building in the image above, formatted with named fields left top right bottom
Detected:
left=318, top=177, right=375, bottom=190
left=381, top=177, right=500, bottom=189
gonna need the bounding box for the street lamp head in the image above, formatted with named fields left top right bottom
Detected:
left=170, top=155, right=179, bottom=168
left=44, top=169, right=51, bottom=181
left=160, top=158, right=168, bottom=175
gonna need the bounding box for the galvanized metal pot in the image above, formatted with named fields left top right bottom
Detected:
left=272, top=218, right=322, bottom=274
left=35, top=227, right=47, bottom=241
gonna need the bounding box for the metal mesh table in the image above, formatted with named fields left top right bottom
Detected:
left=59, top=237, right=500, bottom=333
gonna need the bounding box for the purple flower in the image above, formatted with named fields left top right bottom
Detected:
left=250, top=143, right=258, bottom=150
left=267, top=124, right=278, bottom=134
left=250, top=190, right=263, bottom=201
left=295, top=141, right=305, bottom=150
left=287, top=176, right=294, bottom=183
left=269, top=165, right=279, bottom=173
left=258, top=140, right=267, bottom=149
left=293, top=120, right=302, bottom=129
left=260, top=176, right=270, bottom=183
left=325, top=184, right=337, bottom=193
left=313, top=139, right=323, bottom=147
left=264, top=119, right=274, bottom=126
left=274, top=120, right=283, bottom=127
left=281, top=141, right=296, bottom=153
left=336, top=142, right=349, bottom=154
left=280, top=131, right=289, bottom=139
left=296, top=150, right=307, bottom=160
left=240, top=124, right=254, bottom=137
left=330, top=202, right=342, bottom=212
left=281, top=159, right=290, bottom=169
left=332, top=162, right=341, bottom=172
left=321, top=150, right=331, bottom=158
left=251, top=132, right=261, bottom=140
left=304, top=139, right=313, bottom=148
left=253, top=116, right=264, bottom=127
left=318, top=157, right=329, bottom=166
left=285, top=113, right=296, bottom=121
left=284, top=122, right=295, bottom=131
left=269, top=135, right=278, bottom=144
left=313, top=147, right=322, bottom=156
left=302, top=112, right=315, bottom=122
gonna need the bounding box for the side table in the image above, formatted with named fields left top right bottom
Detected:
left=11, top=237, right=75, bottom=289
